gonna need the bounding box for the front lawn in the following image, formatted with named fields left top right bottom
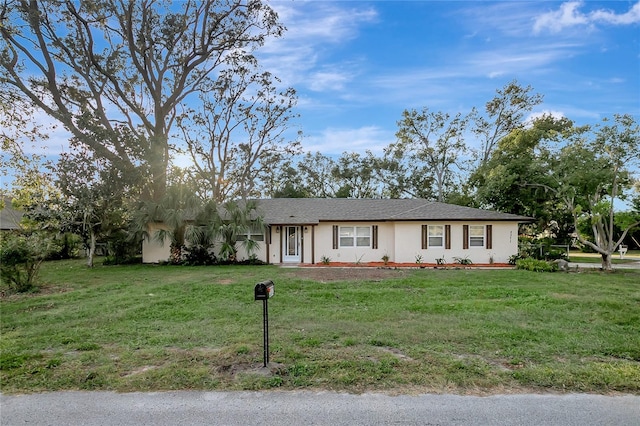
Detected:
left=1, top=259, right=639, bottom=394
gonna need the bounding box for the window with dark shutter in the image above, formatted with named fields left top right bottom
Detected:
left=332, top=225, right=338, bottom=249
left=486, top=225, right=492, bottom=249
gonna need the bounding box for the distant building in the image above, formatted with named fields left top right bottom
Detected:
left=0, top=198, right=24, bottom=231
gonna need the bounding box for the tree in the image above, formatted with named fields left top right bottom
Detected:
left=295, top=152, right=341, bottom=198
left=332, top=152, right=380, bottom=198
left=1, top=0, right=284, bottom=201
left=382, top=108, right=470, bottom=201
left=541, top=115, right=640, bottom=270
left=474, top=115, right=575, bottom=231
left=471, top=80, right=543, bottom=168
left=176, top=65, right=299, bottom=202
left=48, top=144, right=134, bottom=267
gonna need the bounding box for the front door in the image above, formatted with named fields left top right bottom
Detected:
left=283, top=226, right=300, bottom=263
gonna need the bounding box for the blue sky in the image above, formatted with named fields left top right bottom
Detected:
left=260, top=0, right=640, bottom=156
left=2, top=0, right=638, bottom=184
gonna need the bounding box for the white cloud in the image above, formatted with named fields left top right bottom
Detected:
left=526, top=110, right=567, bottom=125
left=534, top=1, right=640, bottom=34
left=270, top=3, right=378, bottom=44
left=260, top=2, right=378, bottom=92
left=591, top=1, right=640, bottom=25
left=302, top=126, right=394, bottom=156
left=467, top=44, right=580, bottom=78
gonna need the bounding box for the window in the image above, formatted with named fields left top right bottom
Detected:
left=422, top=224, right=451, bottom=249
left=339, top=226, right=371, bottom=248
left=235, top=226, right=265, bottom=242
left=428, top=225, right=444, bottom=247
left=469, top=225, right=484, bottom=247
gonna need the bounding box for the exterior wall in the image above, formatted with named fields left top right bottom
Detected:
left=142, top=223, right=170, bottom=263
left=142, top=220, right=520, bottom=265
left=316, top=222, right=395, bottom=264
left=261, top=226, right=280, bottom=264
left=266, top=221, right=518, bottom=265
left=263, top=225, right=314, bottom=264
left=235, top=234, right=268, bottom=262
left=487, top=222, right=519, bottom=263
left=396, top=221, right=518, bottom=264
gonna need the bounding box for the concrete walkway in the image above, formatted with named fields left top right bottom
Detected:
left=2, top=391, right=639, bottom=426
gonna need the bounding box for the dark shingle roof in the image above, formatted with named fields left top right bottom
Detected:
left=0, top=198, right=24, bottom=231
left=252, top=198, right=533, bottom=225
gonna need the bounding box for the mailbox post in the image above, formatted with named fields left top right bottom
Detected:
left=254, top=280, right=274, bottom=367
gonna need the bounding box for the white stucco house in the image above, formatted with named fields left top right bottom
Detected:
left=143, top=198, right=533, bottom=265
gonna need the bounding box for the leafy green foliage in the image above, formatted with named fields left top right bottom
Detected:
left=515, top=258, right=557, bottom=272
left=383, top=107, right=470, bottom=201
left=0, top=233, right=52, bottom=293
left=472, top=80, right=544, bottom=167
left=453, top=256, right=473, bottom=265
left=46, top=233, right=81, bottom=261
left=472, top=114, right=574, bottom=231
left=46, top=145, right=135, bottom=267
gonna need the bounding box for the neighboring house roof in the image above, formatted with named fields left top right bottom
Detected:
left=252, top=198, right=533, bottom=225
left=0, top=198, right=24, bottom=231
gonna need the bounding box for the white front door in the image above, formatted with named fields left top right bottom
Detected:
left=283, top=226, right=301, bottom=262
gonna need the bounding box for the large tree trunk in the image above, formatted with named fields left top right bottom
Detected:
left=87, top=229, right=96, bottom=268
left=601, top=253, right=612, bottom=271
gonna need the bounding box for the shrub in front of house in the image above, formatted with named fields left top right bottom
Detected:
left=515, top=257, right=558, bottom=272
left=0, top=232, right=53, bottom=293
left=103, top=230, right=141, bottom=265
left=544, top=248, right=568, bottom=261
left=182, top=244, right=218, bottom=266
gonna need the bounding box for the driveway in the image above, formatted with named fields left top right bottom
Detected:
left=2, top=391, right=639, bottom=425
left=568, top=259, right=640, bottom=270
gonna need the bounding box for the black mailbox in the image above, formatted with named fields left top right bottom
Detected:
left=254, top=280, right=274, bottom=300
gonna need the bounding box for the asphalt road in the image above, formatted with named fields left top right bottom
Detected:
left=2, top=391, right=639, bottom=425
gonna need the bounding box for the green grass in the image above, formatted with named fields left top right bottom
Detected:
left=1, top=259, right=639, bottom=395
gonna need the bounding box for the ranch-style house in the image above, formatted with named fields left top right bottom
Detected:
left=143, top=198, right=533, bottom=265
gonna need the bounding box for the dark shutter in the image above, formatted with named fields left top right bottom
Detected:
left=486, top=225, right=492, bottom=249
left=463, top=225, right=469, bottom=250
left=372, top=225, right=378, bottom=249
left=445, top=225, right=451, bottom=249
left=422, top=225, right=428, bottom=249
left=332, top=225, right=338, bottom=249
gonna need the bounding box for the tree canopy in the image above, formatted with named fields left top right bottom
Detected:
left=1, top=0, right=285, bottom=201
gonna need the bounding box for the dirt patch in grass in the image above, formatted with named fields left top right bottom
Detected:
left=283, top=266, right=410, bottom=282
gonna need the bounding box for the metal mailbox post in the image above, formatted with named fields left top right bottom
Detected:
left=254, top=280, right=274, bottom=367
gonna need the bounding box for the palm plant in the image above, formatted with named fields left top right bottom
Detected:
left=133, top=184, right=202, bottom=263
left=215, top=199, right=265, bottom=262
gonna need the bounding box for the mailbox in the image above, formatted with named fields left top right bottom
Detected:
left=255, top=280, right=275, bottom=367
left=254, top=280, right=274, bottom=300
